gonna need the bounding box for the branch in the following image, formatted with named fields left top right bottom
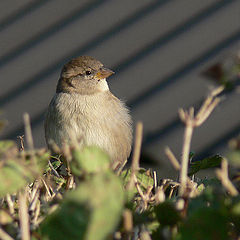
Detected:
left=179, top=87, right=223, bottom=196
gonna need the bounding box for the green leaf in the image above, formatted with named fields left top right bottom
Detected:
left=120, top=168, right=154, bottom=204
left=188, top=155, right=222, bottom=176
left=187, top=185, right=226, bottom=215
left=0, top=145, right=49, bottom=197
left=230, top=196, right=240, bottom=233
left=154, top=201, right=181, bottom=226
left=71, top=146, right=111, bottom=175
left=34, top=151, right=50, bottom=174
left=178, top=208, right=230, bottom=240
left=121, top=168, right=154, bottom=191
left=0, top=160, right=34, bottom=197
left=40, top=172, right=124, bottom=240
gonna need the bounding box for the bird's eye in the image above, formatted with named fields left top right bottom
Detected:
left=85, top=70, right=91, bottom=75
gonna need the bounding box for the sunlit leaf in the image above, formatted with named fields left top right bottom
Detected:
left=71, top=146, right=110, bottom=175
left=40, top=172, right=124, bottom=240
left=178, top=208, right=230, bottom=240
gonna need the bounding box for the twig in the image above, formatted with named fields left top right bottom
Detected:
left=194, top=98, right=220, bottom=126
left=216, top=158, right=238, bottom=196
left=134, top=175, right=153, bottom=212
left=179, top=116, right=194, bottom=196
left=29, top=189, right=40, bottom=214
left=40, top=178, right=52, bottom=201
left=134, top=175, right=145, bottom=200
left=178, top=87, right=223, bottom=196
left=153, top=171, right=157, bottom=192
left=17, top=135, right=25, bottom=151
left=51, top=181, right=64, bottom=200
left=126, top=122, right=143, bottom=190
left=123, top=209, right=133, bottom=233
left=18, top=189, right=30, bottom=240
left=48, top=160, right=60, bottom=178
left=0, top=227, right=14, bottom=240
left=23, top=113, right=34, bottom=151
left=32, top=201, right=40, bottom=228
left=6, top=194, right=14, bottom=215
left=165, top=147, right=180, bottom=171
left=154, top=188, right=165, bottom=204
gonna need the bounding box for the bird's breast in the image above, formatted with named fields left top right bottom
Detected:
left=45, top=92, right=132, bottom=163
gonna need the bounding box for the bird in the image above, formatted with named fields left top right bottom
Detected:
left=44, top=56, right=132, bottom=170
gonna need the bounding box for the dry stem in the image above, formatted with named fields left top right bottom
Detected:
left=216, top=158, right=238, bottom=196
left=123, top=209, right=133, bottom=232
left=23, top=113, right=34, bottom=151
left=6, top=194, right=14, bottom=215
left=17, top=135, right=25, bottom=151
left=179, top=87, right=223, bottom=196
left=18, top=189, right=30, bottom=240
left=165, top=147, right=180, bottom=171
left=126, top=122, right=143, bottom=190
left=0, top=227, right=14, bottom=240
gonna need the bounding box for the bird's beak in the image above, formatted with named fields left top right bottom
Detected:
left=95, top=67, right=115, bottom=79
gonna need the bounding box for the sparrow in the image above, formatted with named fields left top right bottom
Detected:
left=44, top=56, right=132, bottom=170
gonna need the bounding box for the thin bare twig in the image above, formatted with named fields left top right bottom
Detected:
left=29, top=181, right=40, bottom=202
left=165, top=147, right=180, bottom=171
left=23, top=113, right=34, bottom=151
left=48, top=160, right=60, bottom=178
left=29, top=189, right=40, bottom=214
left=123, top=209, right=133, bottom=233
left=6, top=194, right=14, bottom=215
left=216, top=158, right=238, bottom=196
left=126, top=122, right=143, bottom=190
left=32, top=200, right=41, bottom=227
left=0, top=227, right=14, bottom=240
left=134, top=175, right=145, bottom=200
left=17, top=135, right=25, bottom=151
left=40, top=178, right=52, bottom=201
left=18, top=189, right=30, bottom=240
left=154, top=188, right=165, bottom=204
left=178, top=87, right=223, bottom=196
left=153, top=171, right=157, bottom=192
left=51, top=182, right=64, bottom=200
left=195, top=98, right=220, bottom=126
left=179, top=118, right=193, bottom=196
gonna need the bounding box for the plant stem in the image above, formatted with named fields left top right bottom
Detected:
left=179, top=124, right=193, bottom=196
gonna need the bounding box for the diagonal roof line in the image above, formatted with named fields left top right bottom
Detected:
left=112, top=0, right=236, bottom=72
left=195, top=123, right=240, bottom=161
left=0, top=0, right=50, bottom=32
left=0, top=0, right=171, bottom=107
left=0, top=0, right=110, bottom=67
left=2, top=110, right=45, bottom=141
left=142, top=83, right=240, bottom=152
left=128, top=30, right=240, bottom=109
left=0, top=0, right=234, bottom=108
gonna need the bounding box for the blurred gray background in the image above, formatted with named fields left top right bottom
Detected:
left=0, top=0, right=240, bottom=176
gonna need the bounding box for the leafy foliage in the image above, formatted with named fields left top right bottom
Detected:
left=1, top=138, right=240, bottom=239
left=0, top=140, right=49, bottom=197
left=188, top=154, right=222, bottom=176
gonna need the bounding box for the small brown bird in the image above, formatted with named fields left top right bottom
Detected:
left=44, top=56, right=132, bottom=170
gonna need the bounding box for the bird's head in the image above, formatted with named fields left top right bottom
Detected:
left=56, top=56, right=114, bottom=94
